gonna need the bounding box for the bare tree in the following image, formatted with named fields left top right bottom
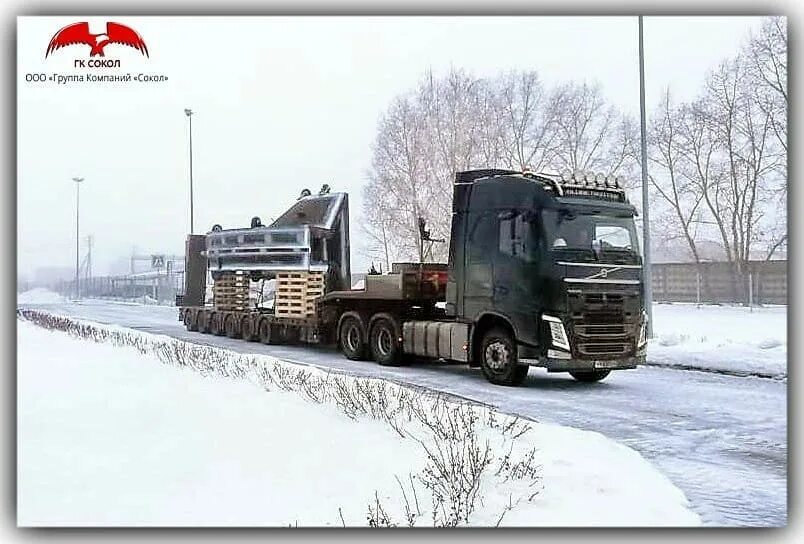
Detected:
left=417, top=68, right=485, bottom=259
left=745, top=16, right=787, bottom=156
left=648, top=91, right=705, bottom=263
left=493, top=70, right=560, bottom=171
left=698, top=55, right=780, bottom=298
left=363, top=73, right=648, bottom=266
left=365, top=95, right=435, bottom=263
left=551, top=82, right=620, bottom=175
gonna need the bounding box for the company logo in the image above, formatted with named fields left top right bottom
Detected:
left=585, top=266, right=623, bottom=281
left=45, top=22, right=148, bottom=59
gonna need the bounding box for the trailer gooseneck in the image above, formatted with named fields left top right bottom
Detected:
left=178, top=169, right=647, bottom=386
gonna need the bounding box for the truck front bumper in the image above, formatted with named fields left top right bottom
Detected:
left=520, top=349, right=645, bottom=372
left=534, top=354, right=644, bottom=372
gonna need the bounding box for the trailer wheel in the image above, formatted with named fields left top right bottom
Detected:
left=278, top=325, right=299, bottom=345
left=224, top=314, right=239, bottom=338
left=569, top=370, right=611, bottom=383
left=209, top=313, right=223, bottom=336
left=258, top=318, right=274, bottom=344
left=369, top=316, right=402, bottom=366
left=339, top=315, right=366, bottom=361
left=197, top=311, right=210, bottom=333
left=479, top=328, right=529, bottom=386
left=184, top=309, right=198, bottom=332
left=241, top=315, right=257, bottom=341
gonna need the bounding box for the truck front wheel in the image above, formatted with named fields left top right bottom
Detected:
left=339, top=315, right=367, bottom=360
left=480, top=328, right=529, bottom=386
left=369, top=317, right=402, bottom=366
left=569, top=370, right=611, bottom=383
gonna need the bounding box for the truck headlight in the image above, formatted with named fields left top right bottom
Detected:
left=542, top=314, right=570, bottom=351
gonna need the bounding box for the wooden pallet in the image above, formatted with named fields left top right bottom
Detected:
left=213, top=271, right=250, bottom=311
left=275, top=271, right=325, bottom=319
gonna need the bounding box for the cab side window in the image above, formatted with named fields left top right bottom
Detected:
left=467, top=211, right=497, bottom=263
left=499, top=211, right=538, bottom=262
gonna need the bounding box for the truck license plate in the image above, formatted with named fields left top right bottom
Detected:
left=594, top=360, right=620, bottom=369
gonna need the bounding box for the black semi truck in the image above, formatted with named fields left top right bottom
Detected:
left=178, top=169, right=647, bottom=386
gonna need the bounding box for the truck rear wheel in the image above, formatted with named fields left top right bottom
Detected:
left=224, top=314, right=239, bottom=338
left=569, top=370, right=611, bottom=383
left=479, top=328, right=529, bottom=386
left=258, top=318, right=274, bottom=345
left=339, top=315, right=366, bottom=360
left=369, top=316, right=401, bottom=366
left=241, top=315, right=257, bottom=341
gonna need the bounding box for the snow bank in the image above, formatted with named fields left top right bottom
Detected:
left=17, top=316, right=700, bottom=527
left=648, top=303, right=787, bottom=379
left=17, top=288, right=64, bottom=305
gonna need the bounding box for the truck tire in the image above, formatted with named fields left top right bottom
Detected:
left=569, top=370, right=611, bottom=383
left=184, top=310, right=198, bottom=332
left=258, top=318, right=274, bottom=344
left=197, top=311, right=210, bottom=333
left=479, top=328, right=529, bottom=386
left=369, top=316, right=402, bottom=366
left=209, top=313, right=223, bottom=336
left=224, top=314, right=239, bottom=338
left=339, top=315, right=367, bottom=360
left=241, top=315, right=257, bottom=341
left=278, top=325, right=299, bottom=345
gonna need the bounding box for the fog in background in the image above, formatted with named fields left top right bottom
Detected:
left=17, top=15, right=765, bottom=280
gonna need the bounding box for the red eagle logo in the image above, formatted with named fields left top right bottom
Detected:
left=45, top=22, right=149, bottom=58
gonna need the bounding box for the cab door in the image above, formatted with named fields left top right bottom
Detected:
left=462, top=210, right=497, bottom=320
left=493, top=209, right=542, bottom=346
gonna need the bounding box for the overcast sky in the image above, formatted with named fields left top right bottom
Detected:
left=17, top=15, right=766, bottom=279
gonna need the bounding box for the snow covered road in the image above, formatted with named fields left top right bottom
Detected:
left=18, top=299, right=787, bottom=527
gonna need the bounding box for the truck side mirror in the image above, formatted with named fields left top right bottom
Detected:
left=592, top=238, right=602, bottom=258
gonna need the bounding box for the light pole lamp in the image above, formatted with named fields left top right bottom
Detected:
left=184, top=108, right=194, bottom=234
left=72, top=176, right=84, bottom=299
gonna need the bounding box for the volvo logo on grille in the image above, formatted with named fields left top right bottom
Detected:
left=584, top=266, right=620, bottom=280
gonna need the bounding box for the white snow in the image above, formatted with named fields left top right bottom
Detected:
left=17, top=288, right=64, bottom=305
left=17, top=319, right=700, bottom=527
left=649, top=303, right=787, bottom=379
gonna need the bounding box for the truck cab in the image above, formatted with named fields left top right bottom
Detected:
left=444, top=169, right=647, bottom=385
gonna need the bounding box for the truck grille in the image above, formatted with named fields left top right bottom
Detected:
left=575, top=323, right=627, bottom=336
left=569, top=290, right=639, bottom=359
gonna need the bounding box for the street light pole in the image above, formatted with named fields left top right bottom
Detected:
left=72, top=177, right=84, bottom=299
left=184, top=108, right=195, bottom=234
left=638, top=15, right=654, bottom=337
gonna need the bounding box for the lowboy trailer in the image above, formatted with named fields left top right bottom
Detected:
left=178, top=169, right=647, bottom=386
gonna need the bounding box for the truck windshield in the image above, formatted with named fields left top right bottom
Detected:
left=543, top=209, right=639, bottom=253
